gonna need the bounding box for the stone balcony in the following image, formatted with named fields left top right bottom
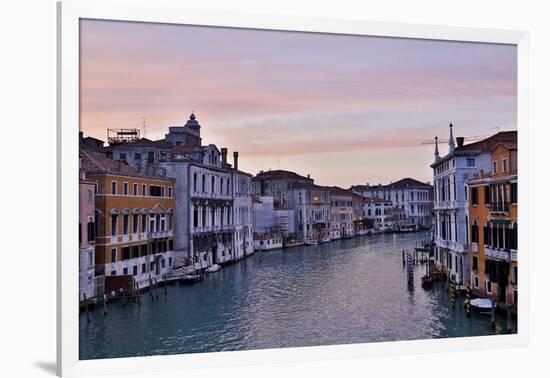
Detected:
left=148, top=230, right=174, bottom=239
left=485, top=246, right=517, bottom=262
left=435, top=237, right=467, bottom=253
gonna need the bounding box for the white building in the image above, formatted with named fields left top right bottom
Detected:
left=351, top=178, right=433, bottom=227
left=232, top=158, right=255, bottom=259
left=362, top=197, right=394, bottom=232
left=431, top=124, right=517, bottom=285
left=287, top=183, right=331, bottom=242
left=252, top=196, right=296, bottom=237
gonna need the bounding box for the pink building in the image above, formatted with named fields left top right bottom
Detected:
left=79, top=160, right=97, bottom=302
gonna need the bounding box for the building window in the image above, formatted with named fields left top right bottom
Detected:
left=142, top=184, right=146, bottom=196
left=88, top=189, right=93, bottom=202
left=513, top=289, right=518, bottom=304
left=471, top=220, right=479, bottom=243
left=123, top=267, right=128, bottom=275
left=492, top=161, right=497, bottom=174
left=122, top=215, right=129, bottom=234
left=123, top=182, right=129, bottom=195
left=87, top=221, right=95, bottom=242
left=486, top=280, right=492, bottom=294
left=141, top=215, right=147, bottom=233
left=111, top=270, right=116, bottom=276
left=133, top=265, right=138, bottom=276
left=111, top=248, right=117, bottom=263
left=110, top=215, right=118, bottom=236
left=142, top=263, right=146, bottom=274
left=111, top=181, right=117, bottom=195
left=122, top=247, right=130, bottom=260
left=473, top=276, right=479, bottom=289
left=202, top=174, right=206, bottom=193
left=132, top=215, right=139, bottom=234
left=502, top=159, right=508, bottom=172
left=193, top=173, right=198, bottom=192
left=135, top=152, right=141, bottom=161
left=472, top=256, right=478, bottom=271
left=471, top=187, right=478, bottom=205
left=511, top=182, right=518, bottom=203
left=211, top=176, right=215, bottom=194
left=133, top=183, right=138, bottom=196
left=168, top=187, right=172, bottom=198
left=466, top=158, right=475, bottom=167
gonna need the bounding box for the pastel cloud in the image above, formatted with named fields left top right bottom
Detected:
left=80, top=19, right=517, bottom=186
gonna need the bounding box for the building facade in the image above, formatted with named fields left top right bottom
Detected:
left=232, top=167, right=255, bottom=259
left=431, top=124, right=517, bottom=286
left=79, top=164, right=97, bottom=302
left=362, top=197, right=394, bottom=232
left=328, top=187, right=355, bottom=239
left=351, top=178, right=433, bottom=227
left=287, top=183, right=331, bottom=242
left=467, top=142, right=517, bottom=309
left=252, top=170, right=314, bottom=206
left=81, top=150, right=176, bottom=292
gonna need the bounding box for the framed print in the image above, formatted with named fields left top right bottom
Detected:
left=58, top=0, right=529, bottom=376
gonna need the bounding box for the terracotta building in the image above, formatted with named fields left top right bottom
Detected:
left=81, top=150, right=176, bottom=292
left=467, top=141, right=518, bottom=309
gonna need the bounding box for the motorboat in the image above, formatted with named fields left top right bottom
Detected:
left=465, top=298, right=493, bottom=314
left=305, top=239, right=319, bottom=246
left=206, top=264, right=221, bottom=273
left=318, top=237, right=331, bottom=244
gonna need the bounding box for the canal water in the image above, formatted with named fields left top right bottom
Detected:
left=80, top=231, right=516, bottom=360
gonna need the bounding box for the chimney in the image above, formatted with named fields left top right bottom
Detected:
left=115, top=160, right=122, bottom=172
left=233, top=151, right=239, bottom=171
left=307, top=174, right=310, bottom=179
left=456, top=137, right=465, bottom=148
left=221, top=148, right=228, bottom=166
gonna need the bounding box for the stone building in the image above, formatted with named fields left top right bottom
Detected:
left=362, top=197, right=394, bottom=232
left=79, top=161, right=98, bottom=302
left=287, top=183, right=331, bottom=242
left=351, top=178, right=433, bottom=227
left=252, top=169, right=314, bottom=206
left=328, top=187, right=355, bottom=240
left=431, top=124, right=517, bottom=286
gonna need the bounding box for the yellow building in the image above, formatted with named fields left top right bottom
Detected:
left=467, top=142, right=517, bottom=309
left=81, top=150, right=176, bottom=293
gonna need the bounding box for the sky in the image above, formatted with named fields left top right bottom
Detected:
left=80, top=19, right=517, bottom=187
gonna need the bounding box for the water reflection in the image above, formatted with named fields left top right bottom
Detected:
left=80, top=232, right=515, bottom=360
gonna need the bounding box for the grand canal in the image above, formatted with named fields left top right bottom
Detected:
left=80, top=231, right=515, bottom=360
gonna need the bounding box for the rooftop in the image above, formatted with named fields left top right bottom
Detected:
left=352, top=177, right=432, bottom=191
left=253, top=169, right=313, bottom=182
left=80, top=150, right=173, bottom=180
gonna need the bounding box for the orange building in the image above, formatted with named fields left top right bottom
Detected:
left=467, top=142, right=517, bottom=310
left=81, top=150, right=176, bottom=292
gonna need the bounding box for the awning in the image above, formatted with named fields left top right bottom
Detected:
left=491, top=218, right=510, bottom=224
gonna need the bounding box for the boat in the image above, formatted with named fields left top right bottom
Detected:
left=206, top=264, right=221, bottom=273
left=305, top=239, right=319, bottom=246
left=399, top=224, right=418, bottom=233
left=283, top=239, right=304, bottom=248
left=465, top=298, right=493, bottom=315
left=318, top=237, right=331, bottom=244
left=180, top=274, right=203, bottom=285
left=421, top=275, right=434, bottom=288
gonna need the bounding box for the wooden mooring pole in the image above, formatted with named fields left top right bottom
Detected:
left=83, top=293, right=90, bottom=323
left=506, top=304, right=512, bottom=333
left=491, top=299, right=496, bottom=330
left=465, top=285, right=471, bottom=317
left=103, top=294, right=108, bottom=316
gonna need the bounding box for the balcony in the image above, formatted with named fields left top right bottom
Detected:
left=148, top=230, right=173, bottom=239
left=488, top=202, right=510, bottom=214
left=485, top=246, right=513, bottom=262
left=435, top=237, right=467, bottom=253
left=434, top=200, right=458, bottom=210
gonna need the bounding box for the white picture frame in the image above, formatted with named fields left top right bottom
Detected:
left=57, top=0, right=530, bottom=376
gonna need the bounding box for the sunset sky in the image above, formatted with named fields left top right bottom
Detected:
left=80, top=19, right=517, bottom=187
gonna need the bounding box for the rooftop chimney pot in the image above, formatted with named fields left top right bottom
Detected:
left=233, top=151, right=239, bottom=171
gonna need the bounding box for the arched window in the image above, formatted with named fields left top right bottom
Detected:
left=87, top=221, right=95, bottom=242
left=471, top=220, right=479, bottom=243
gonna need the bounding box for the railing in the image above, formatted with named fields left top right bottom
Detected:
left=433, top=200, right=458, bottom=210
left=434, top=237, right=467, bottom=253
left=148, top=230, right=173, bottom=239
left=489, top=202, right=510, bottom=212
left=485, top=246, right=511, bottom=262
